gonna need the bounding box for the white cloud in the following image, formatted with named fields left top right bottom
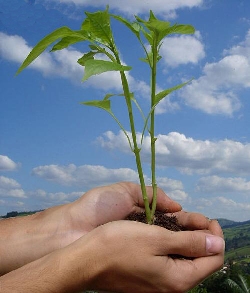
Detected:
left=32, top=164, right=139, bottom=188
left=31, top=163, right=187, bottom=202
left=0, top=176, right=21, bottom=189
left=192, top=196, right=250, bottom=221
left=0, top=32, right=81, bottom=79
left=97, top=130, right=250, bottom=175
left=29, top=189, right=83, bottom=205
left=160, top=32, right=205, bottom=67
left=0, top=32, right=153, bottom=95
left=157, top=177, right=184, bottom=191
left=147, top=177, right=188, bottom=202
left=168, top=190, right=188, bottom=201
left=196, top=176, right=250, bottom=194
left=224, top=29, right=250, bottom=60
left=0, top=176, right=27, bottom=198
left=0, top=155, right=19, bottom=171
left=43, top=0, right=204, bottom=18
left=180, top=29, right=250, bottom=116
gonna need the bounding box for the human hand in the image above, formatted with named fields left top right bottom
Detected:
left=0, top=214, right=224, bottom=293
left=0, top=181, right=215, bottom=276
left=41, top=182, right=215, bottom=248
left=61, top=218, right=224, bottom=293
left=54, top=182, right=183, bottom=246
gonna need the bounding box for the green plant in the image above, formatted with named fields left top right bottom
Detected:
left=225, top=274, right=250, bottom=293
left=17, top=7, right=194, bottom=224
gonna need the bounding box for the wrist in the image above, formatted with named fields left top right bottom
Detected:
left=0, top=204, right=83, bottom=275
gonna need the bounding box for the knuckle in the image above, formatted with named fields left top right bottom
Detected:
left=187, top=231, right=202, bottom=256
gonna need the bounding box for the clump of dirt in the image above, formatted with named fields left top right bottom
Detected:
left=126, top=210, right=185, bottom=231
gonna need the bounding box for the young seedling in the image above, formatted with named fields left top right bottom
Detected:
left=17, top=7, right=194, bottom=224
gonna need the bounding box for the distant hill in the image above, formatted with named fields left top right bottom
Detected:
left=217, top=218, right=250, bottom=228
left=222, top=220, right=250, bottom=274
left=0, top=210, right=42, bottom=218
left=217, top=218, right=237, bottom=228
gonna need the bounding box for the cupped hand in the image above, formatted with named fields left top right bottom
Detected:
left=50, top=182, right=217, bottom=247
left=60, top=182, right=182, bottom=241
left=65, top=219, right=224, bottom=293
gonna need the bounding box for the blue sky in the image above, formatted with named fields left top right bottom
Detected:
left=1, top=0, right=250, bottom=221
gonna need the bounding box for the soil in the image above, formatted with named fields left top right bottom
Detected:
left=126, top=210, right=185, bottom=232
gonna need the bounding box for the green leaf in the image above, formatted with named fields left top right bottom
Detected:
left=103, top=93, right=117, bottom=100
left=16, top=27, right=88, bottom=75
left=111, top=14, right=141, bottom=39
left=81, top=98, right=133, bottom=151
left=82, top=59, right=132, bottom=81
left=154, top=79, right=192, bottom=105
left=140, top=51, right=162, bottom=65
left=140, top=80, right=193, bottom=143
left=51, top=36, right=86, bottom=51
left=81, top=100, right=111, bottom=112
left=165, top=24, right=195, bottom=35
left=81, top=7, right=113, bottom=47
left=77, top=52, right=96, bottom=66
left=135, top=12, right=195, bottom=45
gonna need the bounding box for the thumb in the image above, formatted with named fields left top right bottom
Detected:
left=159, top=230, right=225, bottom=258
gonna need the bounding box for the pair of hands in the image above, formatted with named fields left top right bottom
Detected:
left=53, top=182, right=224, bottom=292
left=0, top=182, right=224, bottom=293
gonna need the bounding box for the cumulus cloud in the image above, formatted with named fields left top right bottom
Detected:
left=97, top=130, right=250, bottom=175
left=196, top=176, right=250, bottom=194
left=180, top=29, right=250, bottom=116
left=31, top=163, right=186, bottom=202
left=0, top=155, right=19, bottom=171
left=0, top=32, right=85, bottom=80
left=192, top=196, right=250, bottom=221
left=0, top=176, right=26, bottom=198
left=0, top=32, right=154, bottom=96
left=29, top=189, right=83, bottom=205
left=0, top=30, right=203, bottom=115
left=32, top=164, right=139, bottom=188
left=43, top=0, right=204, bottom=18
left=148, top=177, right=188, bottom=201
left=160, top=32, right=205, bottom=67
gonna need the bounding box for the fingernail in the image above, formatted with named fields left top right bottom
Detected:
left=206, top=235, right=225, bottom=254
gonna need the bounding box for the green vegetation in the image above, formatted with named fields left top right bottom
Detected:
left=225, top=274, right=250, bottom=293
left=0, top=210, right=41, bottom=218
left=16, top=7, right=194, bottom=224
left=223, top=222, right=250, bottom=269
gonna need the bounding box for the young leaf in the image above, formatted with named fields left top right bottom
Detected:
left=164, top=24, right=195, bottom=35
left=82, top=8, right=113, bottom=47
left=51, top=36, right=86, bottom=51
left=111, top=14, right=141, bottom=39
left=16, top=27, right=87, bottom=75
left=77, top=52, right=96, bottom=66
left=81, top=100, right=111, bottom=112
left=154, top=79, right=192, bottom=106
left=136, top=12, right=194, bottom=45
left=82, top=59, right=131, bottom=81
left=81, top=99, right=133, bottom=151
left=140, top=51, right=162, bottom=65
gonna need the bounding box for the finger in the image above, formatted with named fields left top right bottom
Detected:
left=156, top=230, right=225, bottom=258
left=172, top=211, right=210, bottom=230
left=208, top=219, right=224, bottom=237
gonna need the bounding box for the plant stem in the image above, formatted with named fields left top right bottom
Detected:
left=113, top=51, right=152, bottom=223
left=149, top=40, right=158, bottom=222
left=121, top=71, right=152, bottom=224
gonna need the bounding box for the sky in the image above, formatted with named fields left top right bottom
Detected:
left=0, top=0, right=250, bottom=221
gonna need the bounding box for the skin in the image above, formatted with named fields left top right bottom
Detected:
left=0, top=182, right=225, bottom=292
